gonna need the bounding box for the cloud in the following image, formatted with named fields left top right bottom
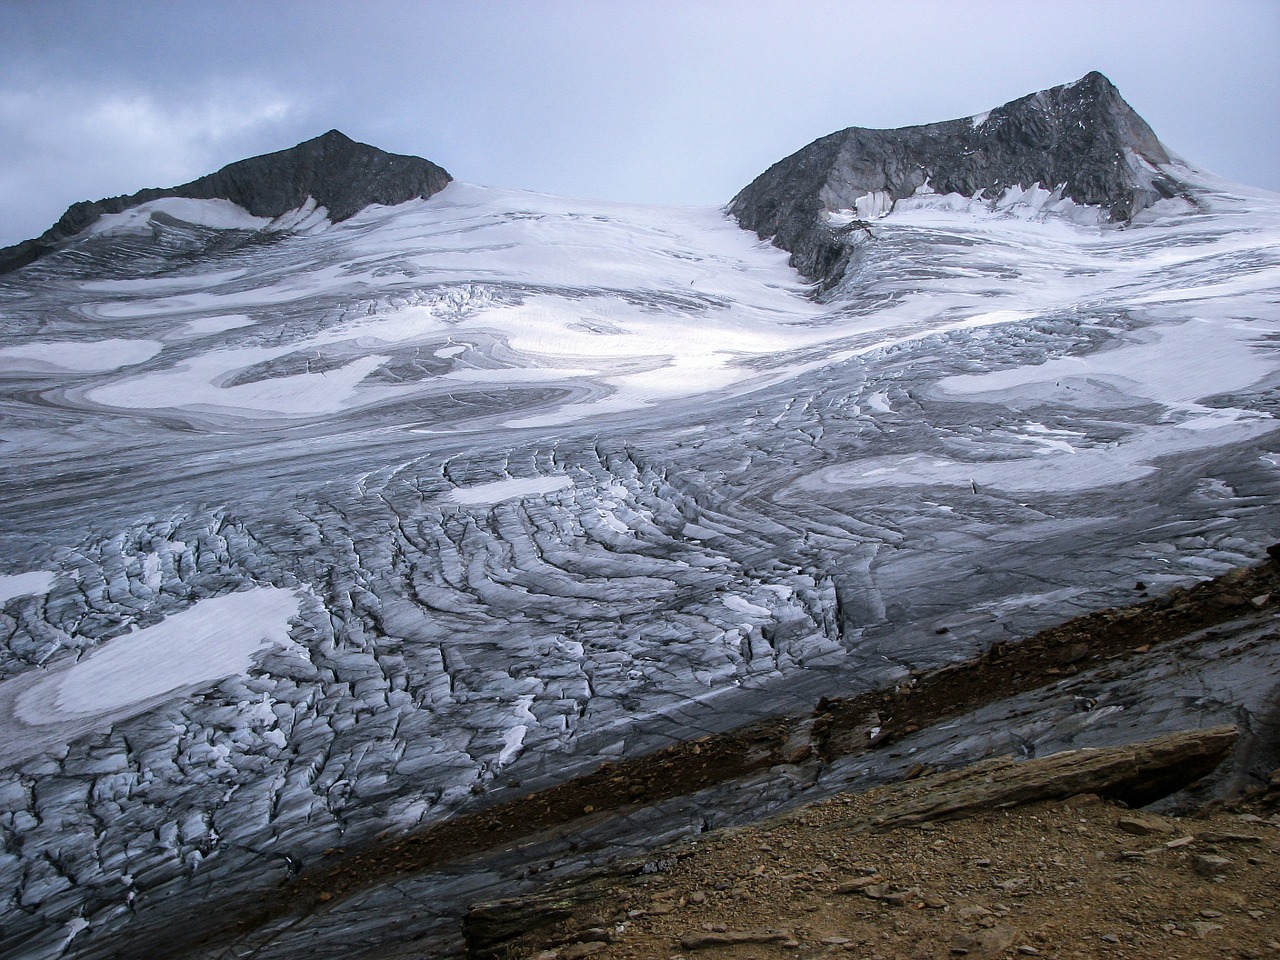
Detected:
left=0, top=80, right=304, bottom=246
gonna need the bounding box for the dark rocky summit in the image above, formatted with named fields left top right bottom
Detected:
left=0, top=130, right=451, bottom=275
left=730, top=71, right=1182, bottom=286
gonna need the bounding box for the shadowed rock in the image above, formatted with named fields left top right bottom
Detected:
left=830, top=724, right=1239, bottom=832
left=729, top=71, right=1182, bottom=285
left=0, top=130, right=452, bottom=274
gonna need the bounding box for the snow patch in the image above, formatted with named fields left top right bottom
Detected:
left=496, top=695, right=538, bottom=767
left=0, top=339, right=161, bottom=374
left=178, top=315, right=256, bottom=337
left=722, top=595, right=773, bottom=619
left=86, top=198, right=271, bottom=236
left=84, top=349, right=390, bottom=419
left=0, top=571, right=57, bottom=604
left=445, top=476, right=573, bottom=505
left=14, top=587, right=302, bottom=723
left=938, top=318, right=1272, bottom=414
left=796, top=413, right=1272, bottom=496
left=268, top=197, right=331, bottom=235
left=497, top=725, right=528, bottom=767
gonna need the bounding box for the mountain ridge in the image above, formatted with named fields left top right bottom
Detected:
left=729, top=71, right=1185, bottom=286
left=0, top=129, right=452, bottom=275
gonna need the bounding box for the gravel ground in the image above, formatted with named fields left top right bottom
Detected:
left=509, top=785, right=1280, bottom=960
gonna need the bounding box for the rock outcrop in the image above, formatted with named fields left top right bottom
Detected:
left=831, top=724, right=1240, bottom=832
left=0, top=129, right=451, bottom=274
left=729, top=71, right=1182, bottom=286
left=463, top=726, right=1241, bottom=960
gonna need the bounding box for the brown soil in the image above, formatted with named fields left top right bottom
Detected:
left=503, top=788, right=1280, bottom=960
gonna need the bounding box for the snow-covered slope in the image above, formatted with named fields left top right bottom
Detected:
left=0, top=116, right=1278, bottom=957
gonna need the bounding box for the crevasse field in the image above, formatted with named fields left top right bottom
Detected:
left=0, top=166, right=1278, bottom=957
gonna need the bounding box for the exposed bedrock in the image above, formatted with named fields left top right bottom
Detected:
left=730, top=71, right=1182, bottom=285
left=0, top=130, right=452, bottom=275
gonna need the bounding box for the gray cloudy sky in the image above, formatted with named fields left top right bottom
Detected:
left=1, top=0, right=1277, bottom=247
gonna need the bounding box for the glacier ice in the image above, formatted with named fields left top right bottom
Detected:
left=0, top=159, right=1277, bottom=958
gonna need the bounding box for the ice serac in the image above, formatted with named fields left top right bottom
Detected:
left=0, top=129, right=452, bottom=274
left=729, top=71, right=1180, bottom=285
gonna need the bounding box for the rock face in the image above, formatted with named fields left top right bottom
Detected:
left=462, top=726, right=1241, bottom=960
left=832, top=725, right=1240, bottom=832
left=729, top=71, right=1181, bottom=285
left=0, top=130, right=452, bottom=274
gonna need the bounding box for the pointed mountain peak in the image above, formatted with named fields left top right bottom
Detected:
left=273, top=128, right=364, bottom=155
left=730, top=72, right=1182, bottom=286
left=979, top=71, right=1170, bottom=168
left=175, top=130, right=452, bottom=222
left=1074, top=69, right=1115, bottom=90
left=1067, top=70, right=1142, bottom=106
left=0, top=132, right=452, bottom=275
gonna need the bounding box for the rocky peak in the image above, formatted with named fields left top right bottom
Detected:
left=0, top=130, right=452, bottom=275
left=729, top=71, right=1183, bottom=286
left=168, top=129, right=452, bottom=223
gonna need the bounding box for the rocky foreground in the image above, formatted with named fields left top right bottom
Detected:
left=453, top=557, right=1280, bottom=960
left=473, top=744, right=1280, bottom=960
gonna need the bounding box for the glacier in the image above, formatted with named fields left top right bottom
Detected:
left=0, top=106, right=1279, bottom=958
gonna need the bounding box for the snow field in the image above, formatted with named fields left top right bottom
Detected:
left=12, top=587, right=302, bottom=725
